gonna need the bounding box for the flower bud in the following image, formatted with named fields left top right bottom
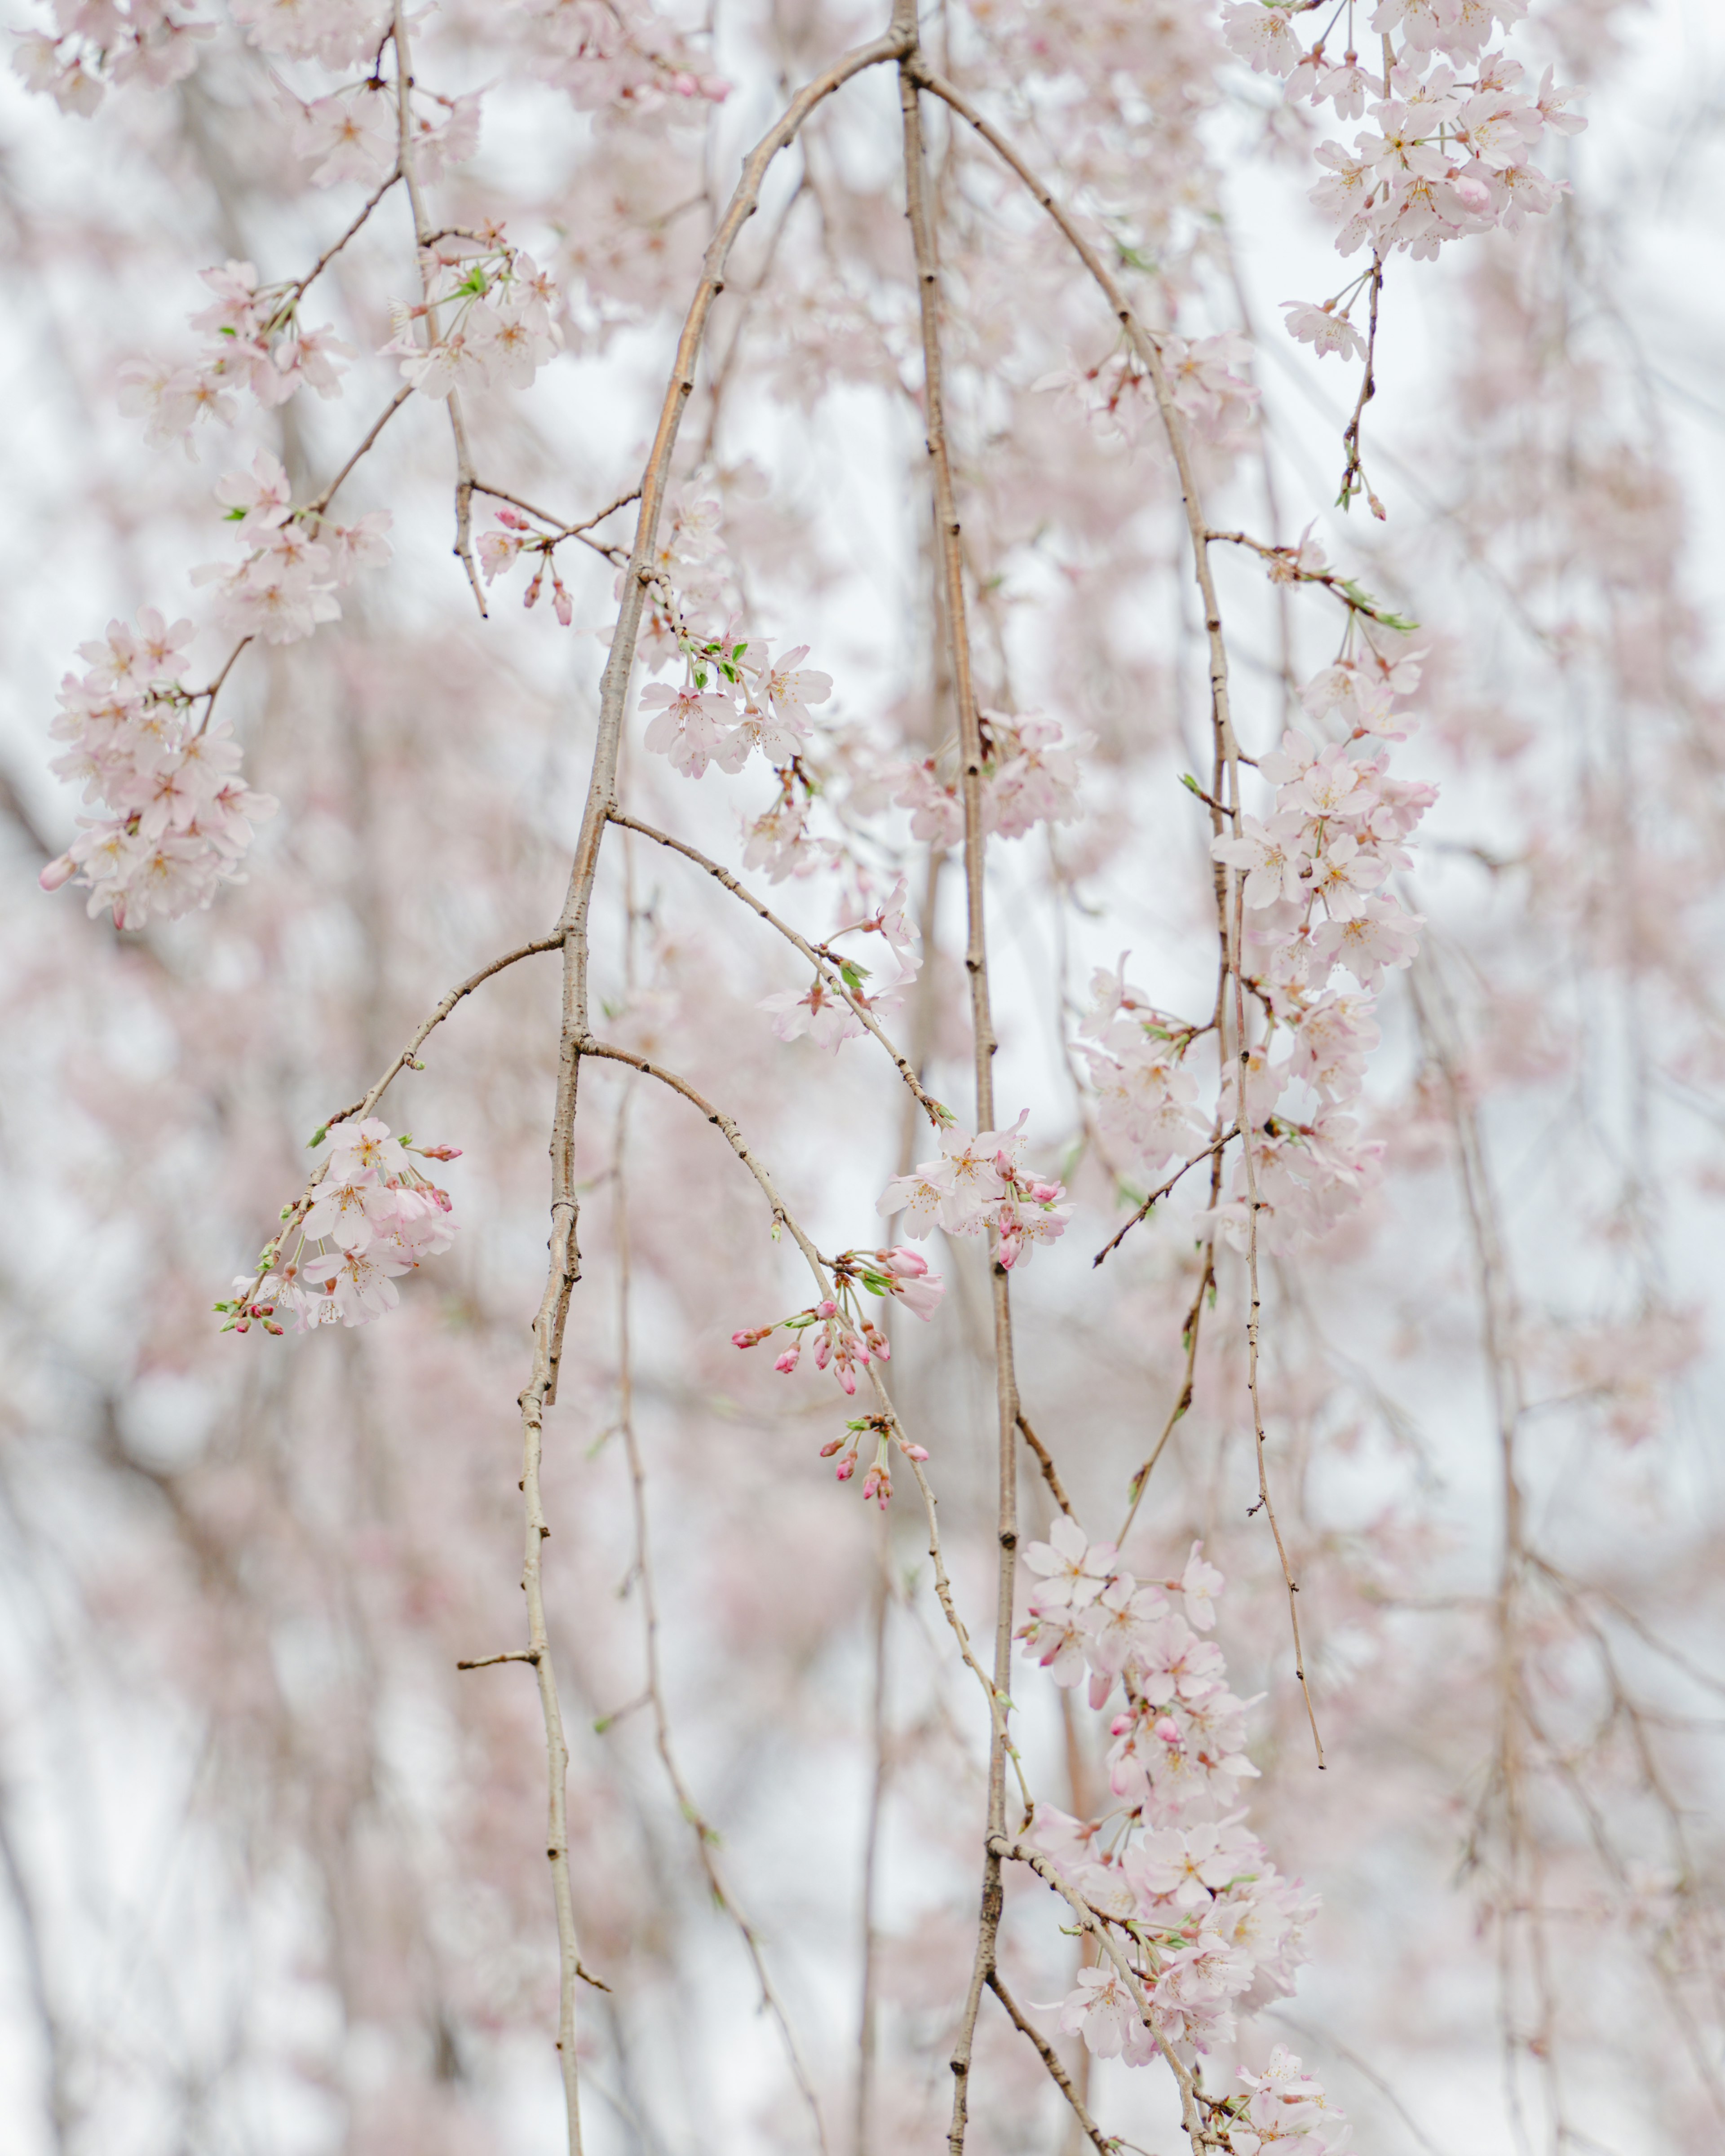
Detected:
left=38, top=853, right=76, bottom=892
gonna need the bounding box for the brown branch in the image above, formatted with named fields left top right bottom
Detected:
left=897, top=42, right=1023, bottom=2156
left=995, top=1840, right=1216, bottom=2151
left=1015, top=1409, right=1074, bottom=1519
left=985, top=1971, right=1115, bottom=2156
left=608, top=809, right=945, bottom=1124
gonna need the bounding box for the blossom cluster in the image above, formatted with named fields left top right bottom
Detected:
left=878, top=1114, right=1072, bottom=1270
left=12, top=0, right=210, bottom=115
left=191, top=450, right=391, bottom=645
left=1229, top=0, right=1584, bottom=357
left=732, top=1245, right=945, bottom=1398
left=1020, top=1519, right=1345, bottom=2152
left=285, top=75, right=480, bottom=191
left=893, top=710, right=1088, bottom=848
left=636, top=627, right=832, bottom=782
left=513, top=0, right=729, bottom=120
left=120, top=257, right=353, bottom=448
left=37, top=608, right=276, bottom=929
left=227, top=1119, right=461, bottom=1333
left=385, top=239, right=563, bottom=401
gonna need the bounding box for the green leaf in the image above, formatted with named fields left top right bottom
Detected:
left=307, top=1124, right=328, bottom=1149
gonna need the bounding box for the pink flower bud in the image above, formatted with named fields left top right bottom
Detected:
left=774, top=1346, right=800, bottom=1374
left=818, top=1436, right=847, bottom=1458
left=899, top=1442, right=929, bottom=1462
left=817, top=1299, right=836, bottom=1317
left=419, top=1144, right=463, bottom=1162
left=1454, top=172, right=1492, bottom=214
left=838, top=1367, right=857, bottom=1396
left=497, top=508, right=528, bottom=529
left=877, top=1246, right=928, bottom=1277
left=835, top=1454, right=857, bottom=1481
left=1111, top=1715, right=1131, bottom=1736
left=1154, top=1716, right=1181, bottom=1745
left=38, top=853, right=76, bottom=893
left=732, top=1330, right=755, bottom=1349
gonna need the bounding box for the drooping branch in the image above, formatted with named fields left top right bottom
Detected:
left=895, top=38, right=1023, bottom=2154
left=985, top=1971, right=1114, bottom=2156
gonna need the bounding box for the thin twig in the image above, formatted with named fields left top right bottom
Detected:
left=393, top=4, right=487, bottom=615
left=608, top=1094, right=832, bottom=2155
left=1091, top=1127, right=1239, bottom=1267
left=609, top=809, right=945, bottom=1123
left=1015, top=1410, right=1074, bottom=1519
left=287, top=167, right=402, bottom=305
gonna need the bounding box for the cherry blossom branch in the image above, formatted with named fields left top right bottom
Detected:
left=607, top=1099, right=832, bottom=2156
left=993, top=1840, right=1216, bottom=2152
left=607, top=809, right=946, bottom=1123
left=392, top=1, right=486, bottom=616
left=494, top=44, right=917, bottom=2146
left=898, top=42, right=1023, bottom=2153
left=985, top=1971, right=1115, bottom=2156
left=1204, top=529, right=1417, bottom=633
left=1090, top=1126, right=1240, bottom=1268
left=257, top=934, right=564, bottom=1257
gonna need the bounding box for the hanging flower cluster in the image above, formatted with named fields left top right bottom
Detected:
left=191, top=450, right=391, bottom=645
left=37, top=608, right=276, bottom=929
left=119, top=256, right=354, bottom=448
left=386, top=236, right=563, bottom=400
left=732, top=1245, right=946, bottom=1400
left=893, top=710, right=1089, bottom=848
left=878, top=1115, right=1073, bottom=1270
left=1021, top=1520, right=1346, bottom=2153
left=12, top=0, right=210, bottom=115
left=1230, top=0, right=1584, bottom=274
left=224, top=1119, right=461, bottom=1334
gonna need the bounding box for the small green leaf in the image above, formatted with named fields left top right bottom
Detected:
left=307, top=1124, right=328, bottom=1149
